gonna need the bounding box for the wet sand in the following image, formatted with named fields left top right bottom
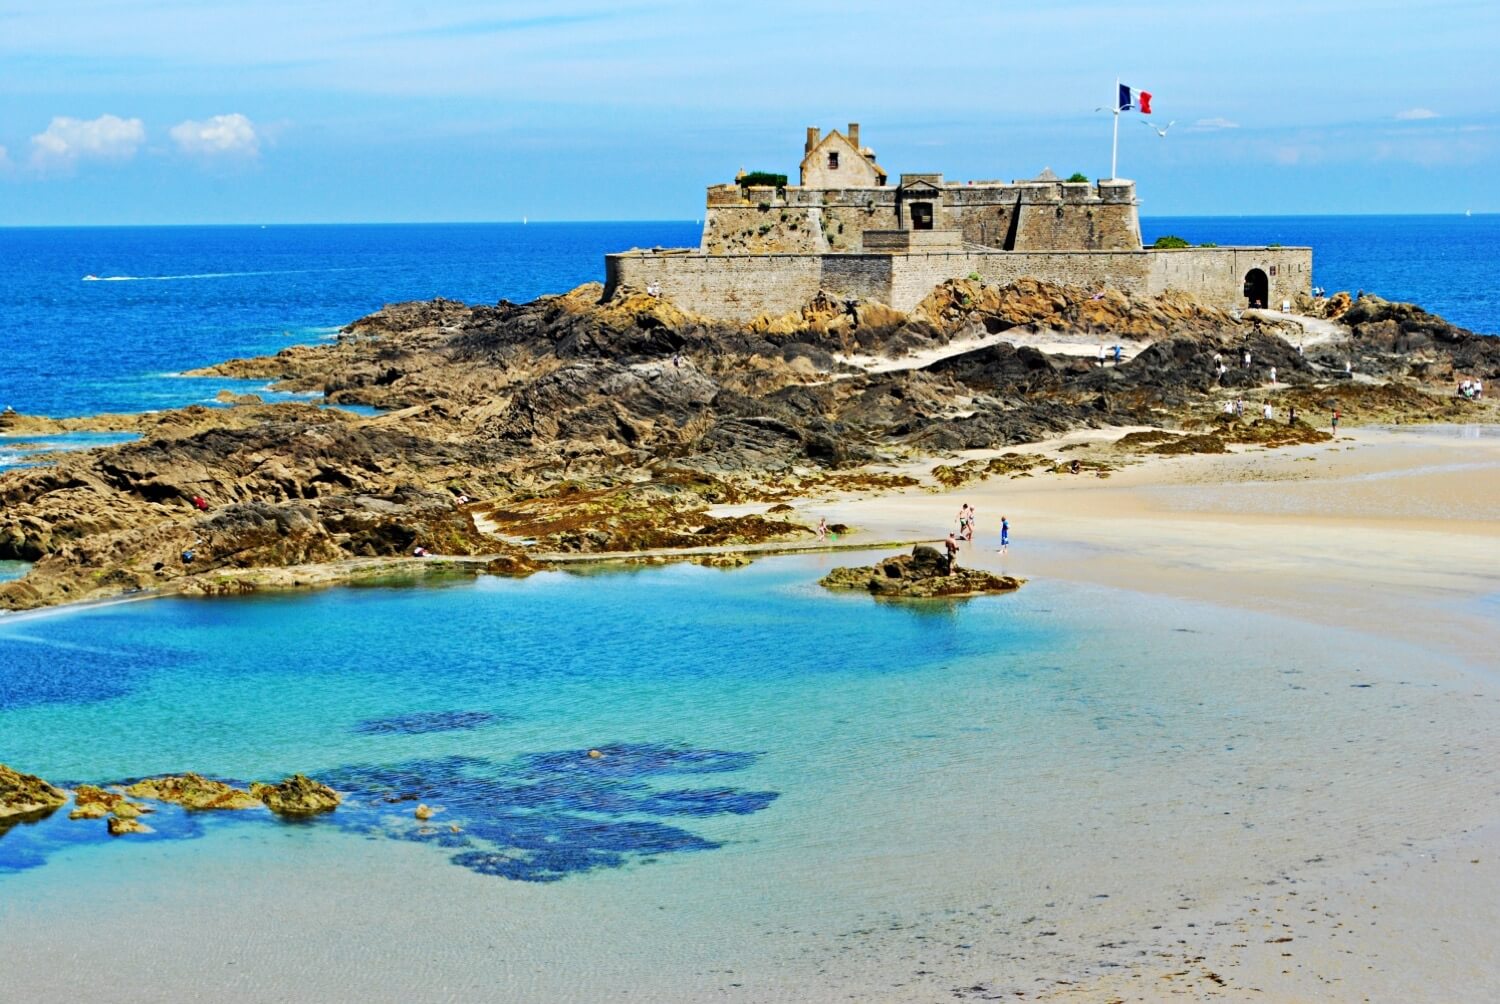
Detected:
left=810, top=424, right=1500, bottom=999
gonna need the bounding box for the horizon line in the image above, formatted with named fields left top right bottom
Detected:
left=1, top=211, right=1493, bottom=231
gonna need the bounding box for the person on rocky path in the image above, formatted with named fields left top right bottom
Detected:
left=1268, top=365, right=1277, bottom=385
left=1332, top=409, right=1340, bottom=433
left=1243, top=349, right=1252, bottom=369
left=1097, top=345, right=1106, bottom=368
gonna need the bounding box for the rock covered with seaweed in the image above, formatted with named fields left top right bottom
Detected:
left=821, top=545, right=1024, bottom=599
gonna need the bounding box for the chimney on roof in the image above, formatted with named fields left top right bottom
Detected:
left=805, top=127, right=820, bottom=154
left=847, top=122, right=860, bottom=150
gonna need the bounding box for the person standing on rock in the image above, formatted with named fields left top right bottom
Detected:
left=1097, top=345, right=1106, bottom=368
left=1243, top=349, right=1252, bottom=369
left=816, top=517, right=829, bottom=542
left=944, top=533, right=960, bottom=574
left=1289, top=405, right=1298, bottom=425
left=1332, top=409, right=1340, bottom=433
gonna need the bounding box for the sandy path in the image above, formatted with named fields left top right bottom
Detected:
left=835, top=327, right=1150, bottom=374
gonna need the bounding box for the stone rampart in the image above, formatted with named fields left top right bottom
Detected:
left=605, top=246, right=1313, bottom=321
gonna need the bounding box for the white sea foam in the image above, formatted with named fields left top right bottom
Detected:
left=82, top=267, right=368, bottom=283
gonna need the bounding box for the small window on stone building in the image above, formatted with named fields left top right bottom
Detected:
left=827, top=151, right=839, bottom=169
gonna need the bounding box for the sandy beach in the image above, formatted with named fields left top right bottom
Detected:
left=787, top=422, right=1500, bottom=1000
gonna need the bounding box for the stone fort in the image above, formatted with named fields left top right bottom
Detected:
left=605, top=122, right=1312, bottom=321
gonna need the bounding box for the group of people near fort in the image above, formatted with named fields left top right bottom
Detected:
left=1458, top=378, right=1485, bottom=400
left=942, top=504, right=1009, bottom=572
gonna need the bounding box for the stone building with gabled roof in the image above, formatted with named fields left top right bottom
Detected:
left=799, top=123, right=887, bottom=188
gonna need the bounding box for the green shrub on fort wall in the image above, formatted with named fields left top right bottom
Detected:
left=967, top=272, right=982, bottom=282
left=739, top=171, right=788, bottom=190
left=1152, top=235, right=1190, bottom=249
left=1066, top=172, right=1089, bottom=183
left=1198, top=242, right=1219, bottom=248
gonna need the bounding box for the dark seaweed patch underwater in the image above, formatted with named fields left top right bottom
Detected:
left=350, top=710, right=502, bottom=735
left=0, top=743, right=778, bottom=882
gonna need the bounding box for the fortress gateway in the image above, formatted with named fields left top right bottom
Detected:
left=605, top=122, right=1312, bottom=321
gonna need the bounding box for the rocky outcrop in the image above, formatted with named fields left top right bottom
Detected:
left=68, top=784, right=150, bottom=820
left=821, top=545, right=1024, bottom=599
left=0, top=764, right=67, bottom=823
left=0, top=279, right=1484, bottom=612
left=251, top=774, right=341, bottom=815
left=124, top=774, right=261, bottom=810
left=106, top=816, right=152, bottom=836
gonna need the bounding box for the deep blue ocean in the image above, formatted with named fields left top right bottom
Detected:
left=0, top=215, right=1495, bottom=418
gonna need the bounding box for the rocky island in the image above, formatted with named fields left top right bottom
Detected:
left=821, top=544, right=1024, bottom=598
left=0, top=277, right=1495, bottom=613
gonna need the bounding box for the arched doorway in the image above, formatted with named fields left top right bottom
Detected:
left=1243, top=268, right=1269, bottom=308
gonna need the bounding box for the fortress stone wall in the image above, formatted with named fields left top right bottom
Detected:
left=604, top=121, right=1312, bottom=322
left=605, top=246, right=1313, bottom=321
left=702, top=176, right=1141, bottom=256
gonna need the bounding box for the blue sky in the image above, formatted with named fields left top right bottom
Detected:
left=2, top=0, right=1496, bottom=224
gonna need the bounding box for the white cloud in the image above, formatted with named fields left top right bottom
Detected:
left=30, top=114, right=146, bottom=168
left=1395, top=107, right=1438, bottom=121
left=1190, top=117, right=1239, bottom=131
left=170, top=113, right=260, bottom=158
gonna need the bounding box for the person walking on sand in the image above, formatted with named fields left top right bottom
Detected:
left=816, top=517, right=829, bottom=541
left=958, top=503, right=977, bottom=541
left=998, top=516, right=1010, bottom=555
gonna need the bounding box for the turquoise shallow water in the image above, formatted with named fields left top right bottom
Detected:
left=3, top=554, right=1498, bottom=998
left=0, top=554, right=1062, bottom=881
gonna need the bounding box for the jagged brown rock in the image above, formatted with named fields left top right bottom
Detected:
left=251, top=774, right=341, bottom=815
left=0, top=764, right=67, bottom=823
left=124, top=774, right=261, bottom=811
left=821, top=545, right=1025, bottom=599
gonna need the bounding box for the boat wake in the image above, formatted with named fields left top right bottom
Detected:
left=82, top=267, right=366, bottom=282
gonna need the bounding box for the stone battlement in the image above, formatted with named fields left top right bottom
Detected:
left=606, top=246, right=1312, bottom=321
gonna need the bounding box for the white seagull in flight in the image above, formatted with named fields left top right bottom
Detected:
left=1140, top=119, right=1177, bottom=138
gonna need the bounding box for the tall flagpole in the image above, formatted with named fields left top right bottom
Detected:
left=1111, top=77, right=1120, bottom=180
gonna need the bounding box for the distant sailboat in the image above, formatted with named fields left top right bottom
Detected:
left=1466, top=209, right=1473, bottom=217
left=522, top=216, right=528, bottom=225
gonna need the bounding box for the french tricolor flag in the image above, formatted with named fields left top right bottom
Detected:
left=1118, top=84, right=1152, bottom=114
